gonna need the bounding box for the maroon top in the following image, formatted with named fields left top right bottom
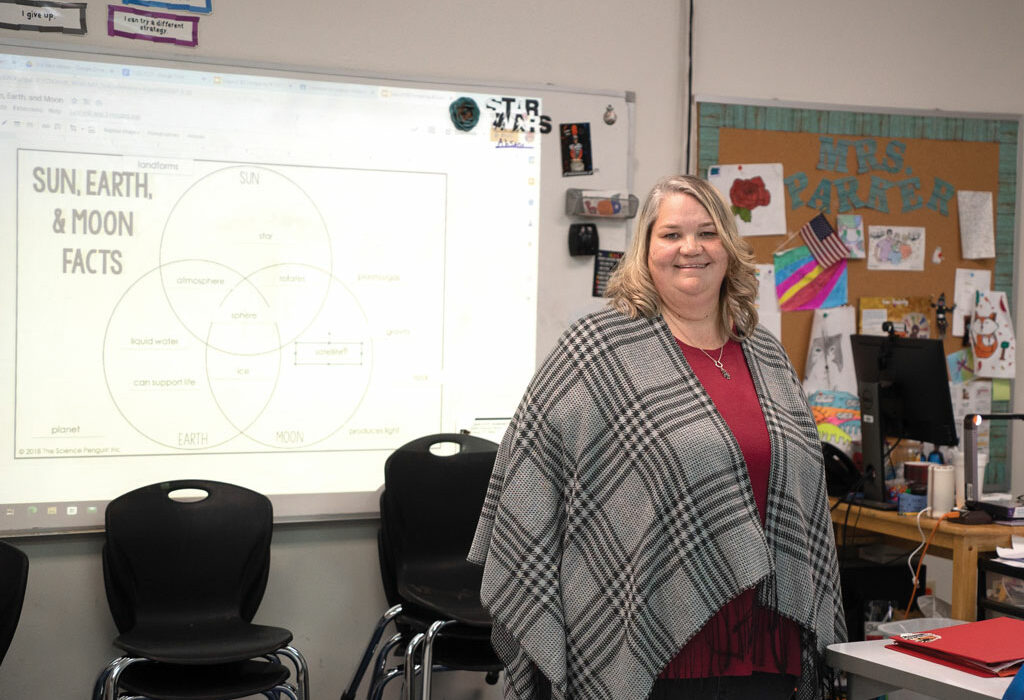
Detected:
left=658, top=338, right=802, bottom=679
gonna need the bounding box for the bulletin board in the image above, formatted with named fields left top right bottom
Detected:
left=696, top=100, right=1019, bottom=482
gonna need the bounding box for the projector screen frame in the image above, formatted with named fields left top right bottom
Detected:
left=0, top=42, right=635, bottom=535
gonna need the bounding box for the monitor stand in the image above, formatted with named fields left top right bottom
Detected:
left=856, top=380, right=898, bottom=511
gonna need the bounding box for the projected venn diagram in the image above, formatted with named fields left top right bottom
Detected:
left=102, top=165, right=372, bottom=450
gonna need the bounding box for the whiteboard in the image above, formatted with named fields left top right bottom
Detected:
left=0, top=44, right=633, bottom=534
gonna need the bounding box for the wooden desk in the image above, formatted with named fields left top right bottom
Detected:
left=827, top=639, right=1012, bottom=699
left=830, top=499, right=1024, bottom=621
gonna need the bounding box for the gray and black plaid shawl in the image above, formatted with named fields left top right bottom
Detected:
left=469, top=308, right=846, bottom=700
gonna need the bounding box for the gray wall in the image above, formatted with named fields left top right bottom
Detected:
left=3, top=0, right=1023, bottom=696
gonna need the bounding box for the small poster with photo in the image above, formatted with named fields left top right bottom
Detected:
left=837, top=214, right=865, bottom=259
left=592, top=250, right=622, bottom=297
left=859, top=296, right=933, bottom=337
left=867, top=226, right=925, bottom=271
left=560, top=122, right=594, bottom=177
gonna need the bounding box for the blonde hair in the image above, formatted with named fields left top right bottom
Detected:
left=604, top=174, right=759, bottom=340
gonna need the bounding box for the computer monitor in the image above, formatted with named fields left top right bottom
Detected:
left=849, top=331, right=959, bottom=509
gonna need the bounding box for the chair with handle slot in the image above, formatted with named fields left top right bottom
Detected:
left=94, top=479, right=309, bottom=700
left=341, top=433, right=502, bottom=700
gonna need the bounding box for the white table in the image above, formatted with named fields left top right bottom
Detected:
left=827, top=639, right=1013, bottom=700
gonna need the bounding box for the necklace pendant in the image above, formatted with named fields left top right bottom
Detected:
left=711, top=358, right=731, bottom=380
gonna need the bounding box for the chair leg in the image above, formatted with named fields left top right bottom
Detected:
left=369, top=632, right=404, bottom=699
left=420, top=620, right=454, bottom=700
left=95, top=656, right=142, bottom=700
left=93, top=657, right=123, bottom=700
left=275, top=644, right=311, bottom=700
left=403, top=633, right=425, bottom=700
left=103, top=656, right=144, bottom=700
left=267, top=684, right=299, bottom=700
left=370, top=667, right=405, bottom=700
left=341, top=604, right=403, bottom=700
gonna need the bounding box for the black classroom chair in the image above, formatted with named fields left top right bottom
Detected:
left=341, top=433, right=502, bottom=700
left=93, top=479, right=309, bottom=700
left=0, top=540, right=29, bottom=669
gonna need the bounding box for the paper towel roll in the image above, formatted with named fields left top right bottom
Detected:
left=928, top=464, right=955, bottom=516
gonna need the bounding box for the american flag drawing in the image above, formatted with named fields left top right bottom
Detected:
left=799, top=212, right=848, bottom=269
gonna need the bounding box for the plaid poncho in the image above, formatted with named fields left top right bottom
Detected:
left=469, top=308, right=846, bottom=700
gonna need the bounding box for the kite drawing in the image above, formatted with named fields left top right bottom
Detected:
left=773, top=245, right=848, bottom=311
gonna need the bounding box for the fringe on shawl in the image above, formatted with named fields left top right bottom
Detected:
left=656, top=572, right=836, bottom=699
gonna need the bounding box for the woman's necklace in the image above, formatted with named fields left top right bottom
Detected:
left=663, top=312, right=731, bottom=380
left=697, top=344, right=730, bottom=380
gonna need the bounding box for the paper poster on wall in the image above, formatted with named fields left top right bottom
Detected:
left=947, top=348, right=974, bottom=385
left=859, top=296, right=932, bottom=337
left=707, top=163, right=787, bottom=237
left=773, top=246, right=847, bottom=311
left=591, top=250, right=622, bottom=297
left=560, top=122, right=593, bottom=177
left=754, top=264, right=781, bottom=340
left=108, top=5, right=199, bottom=46
left=803, top=305, right=860, bottom=456
left=0, top=0, right=86, bottom=33
left=957, top=190, right=996, bottom=259
left=970, top=290, right=1015, bottom=378
left=808, top=389, right=861, bottom=455
left=951, top=380, right=992, bottom=448
left=124, top=0, right=213, bottom=12
left=952, top=268, right=992, bottom=338
left=836, top=214, right=865, bottom=259
left=993, top=378, right=1011, bottom=402
left=866, top=226, right=925, bottom=271
left=803, top=306, right=857, bottom=396
left=802, top=304, right=861, bottom=455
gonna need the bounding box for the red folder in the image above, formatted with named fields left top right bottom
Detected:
left=885, top=617, right=1024, bottom=678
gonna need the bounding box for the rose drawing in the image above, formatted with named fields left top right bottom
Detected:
left=729, top=176, right=771, bottom=223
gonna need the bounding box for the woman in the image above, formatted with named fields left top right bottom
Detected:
left=469, top=175, right=846, bottom=700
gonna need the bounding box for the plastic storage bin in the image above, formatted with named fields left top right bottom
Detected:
left=875, top=617, right=966, bottom=637
left=978, top=552, right=1024, bottom=621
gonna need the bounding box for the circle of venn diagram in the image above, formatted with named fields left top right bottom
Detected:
left=103, top=165, right=372, bottom=451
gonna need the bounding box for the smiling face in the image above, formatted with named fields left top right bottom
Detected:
left=646, top=192, right=729, bottom=313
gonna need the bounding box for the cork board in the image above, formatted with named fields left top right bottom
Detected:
left=716, top=127, right=998, bottom=374
left=697, top=101, right=1019, bottom=482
